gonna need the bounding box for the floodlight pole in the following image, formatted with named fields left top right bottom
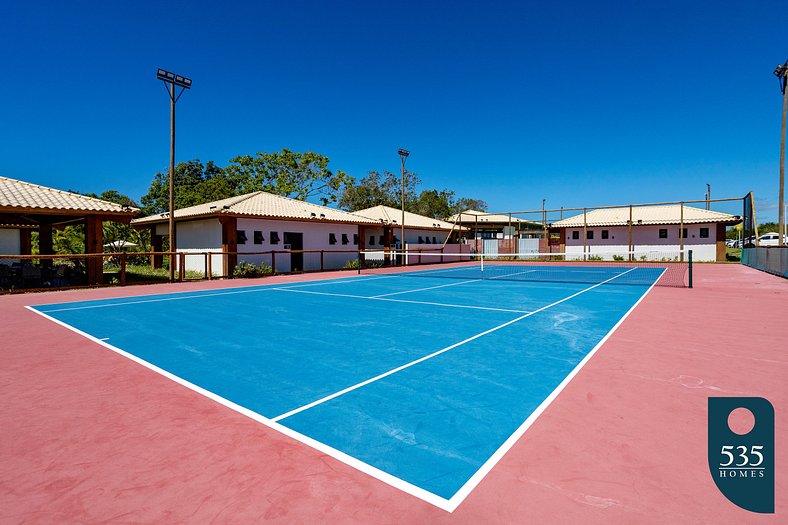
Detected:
left=169, top=84, right=176, bottom=279
left=775, top=60, right=788, bottom=247
left=398, top=149, right=410, bottom=258
left=157, top=68, right=192, bottom=281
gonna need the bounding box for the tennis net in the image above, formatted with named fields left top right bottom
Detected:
left=358, top=250, right=692, bottom=288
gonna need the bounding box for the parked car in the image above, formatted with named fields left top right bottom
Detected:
left=725, top=239, right=737, bottom=247
left=757, top=233, right=788, bottom=246
left=740, top=236, right=756, bottom=248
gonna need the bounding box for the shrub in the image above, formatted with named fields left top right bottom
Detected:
left=587, top=255, right=603, bottom=261
left=233, top=261, right=273, bottom=278
left=612, top=254, right=624, bottom=261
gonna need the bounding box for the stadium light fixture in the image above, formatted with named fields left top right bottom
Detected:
left=775, top=60, right=788, bottom=247
left=398, top=149, right=410, bottom=257
left=156, top=68, right=192, bottom=280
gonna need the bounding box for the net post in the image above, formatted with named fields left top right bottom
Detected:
left=688, top=249, right=693, bottom=288
left=480, top=250, right=484, bottom=274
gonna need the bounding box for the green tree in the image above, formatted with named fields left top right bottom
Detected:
left=81, top=190, right=150, bottom=252
left=225, top=149, right=352, bottom=205
left=338, top=170, right=421, bottom=211
left=140, top=160, right=230, bottom=215
left=453, top=197, right=488, bottom=213
left=412, top=189, right=456, bottom=219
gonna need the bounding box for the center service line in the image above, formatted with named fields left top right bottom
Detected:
left=270, top=267, right=636, bottom=422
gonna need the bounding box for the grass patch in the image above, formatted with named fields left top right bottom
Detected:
left=726, top=247, right=741, bottom=262
left=104, top=264, right=204, bottom=283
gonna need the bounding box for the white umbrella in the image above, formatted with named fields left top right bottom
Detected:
left=104, top=240, right=138, bottom=249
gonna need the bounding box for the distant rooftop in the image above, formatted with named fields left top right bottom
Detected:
left=550, top=205, right=740, bottom=228
left=446, top=209, right=542, bottom=227
left=354, top=205, right=465, bottom=231
left=132, top=191, right=377, bottom=226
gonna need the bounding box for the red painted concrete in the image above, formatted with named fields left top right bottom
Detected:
left=1, top=265, right=785, bottom=524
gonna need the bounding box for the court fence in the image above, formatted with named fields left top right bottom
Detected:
left=0, top=247, right=468, bottom=294
left=741, top=247, right=788, bottom=279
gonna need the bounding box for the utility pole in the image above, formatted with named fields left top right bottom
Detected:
left=774, top=60, right=788, bottom=247
left=156, top=68, right=192, bottom=281
left=706, top=183, right=711, bottom=210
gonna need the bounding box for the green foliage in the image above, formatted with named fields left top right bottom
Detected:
left=232, top=261, right=274, bottom=278
left=103, top=264, right=203, bottom=283
left=587, top=255, right=603, bottom=261
left=612, top=254, right=625, bottom=261
left=225, top=149, right=352, bottom=206
left=338, top=170, right=421, bottom=211
left=140, top=160, right=231, bottom=215
left=140, top=151, right=351, bottom=215
left=756, top=222, right=779, bottom=234
left=338, top=170, right=487, bottom=220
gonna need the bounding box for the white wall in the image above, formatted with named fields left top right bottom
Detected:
left=236, top=218, right=360, bottom=272
left=563, top=223, right=720, bottom=261
left=362, top=227, right=455, bottom=263
left=0, top=229, right=21, bottom=264
left=363, top=227, right=451, bottom=249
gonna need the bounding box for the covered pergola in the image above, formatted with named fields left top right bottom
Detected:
left=0, top=176, right=136, bottom=285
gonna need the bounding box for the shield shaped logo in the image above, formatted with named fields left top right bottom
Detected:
left=708, top=397, right=774, bottom=513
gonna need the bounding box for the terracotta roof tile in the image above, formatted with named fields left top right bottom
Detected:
left=0, top=176, right=135, bottom=214
left=132, top=191, right=377, bottom=225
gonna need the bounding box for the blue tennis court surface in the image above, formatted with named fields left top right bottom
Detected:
left=30, top=264, right=664, bottom=509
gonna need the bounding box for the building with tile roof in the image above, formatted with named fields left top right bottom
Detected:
left=549, top=204, right=740, bottom=262
left=132, top=191, right=384, bottom=276
left=0, top=176, right=137, bottom=286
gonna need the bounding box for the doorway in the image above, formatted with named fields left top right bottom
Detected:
left=283, top=232, right=304, bottom=272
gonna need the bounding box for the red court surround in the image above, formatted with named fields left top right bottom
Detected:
left=1, top=264, right=785, bottom=524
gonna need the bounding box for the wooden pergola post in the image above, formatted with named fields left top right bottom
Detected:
left=19, top=229, right=32, bottom=255
left=220, top=216, right=238, bottom=277
left=150, top=227, right=163, bottom=270
left=383, top=226, right=392, bottom=264
left=38, top=222, right=54, bottom=270
left=85, top=216, right=103, bottom=285
left=358, top=225, right=367, bottom=268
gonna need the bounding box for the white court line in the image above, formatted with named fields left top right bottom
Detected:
left=270, top=267, right=637, bottom=423
left=23, top=305, right=454, bottom=512
left=487, top=269, right=538, bottom=280
left=34, top=274, right=396, bottom=313
left=444, top=267, right=665, bottom=511
left=277, top=274, right=398, bottom=289
left=36, top=286, right=283, bottom=312
left=26, top=265, right=656, bottom=513
left=274, top=287, right=529, bottom=314
left=371, top=279, right=477, bottom=298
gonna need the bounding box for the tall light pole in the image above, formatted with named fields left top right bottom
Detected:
left=157, top=68, right=192, bottom=281
left=775, top=60, right=788, bottom=247
left=706, top=183, right=711, bottom=210
left=398, top=149, right=410, bottom=257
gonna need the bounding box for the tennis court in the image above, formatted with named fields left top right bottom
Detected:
left=28, top=257, right=673, bottom=511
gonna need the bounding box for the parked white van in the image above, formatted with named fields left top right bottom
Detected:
left=757, top=233, right=788, bottom=246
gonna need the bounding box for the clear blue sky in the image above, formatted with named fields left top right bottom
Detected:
left=1, top=0, right=786, bottom=220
